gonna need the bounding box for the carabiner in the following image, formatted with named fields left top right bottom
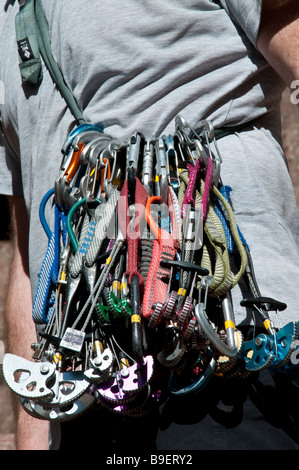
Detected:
left=100, top=156, right=112, bottom=197
left=66, top=197, right=88, bottom=252
left=221, top=293, right=238, bottom=354
left=175, top=115, right=193, bottom=145
left=55, top=142, right=86, bottom=210
left=168, top=349, right=216, bottom=397
left=61, top=124, right=103, bottom=156
left=126, top=131, right=144, bottom=177
left=195, top=301, right=238, bottom=358
left=163, top=134, right=180, bottom=189
left=87, top=135, right=113, bottom=168
left=64, top=142, right=85, bottom=184
left=155, top=137, right=169, bottom=204
left=195, top=119, right=222, bottom=186
left=39, top=188, right=55, bottom=239
left=61, top=123, right=103, bottom=156
left=79, top=134, right=111, bottom=168
left=142, top=138, right=155, bottom=196
left=145, top=195, right=162, bottom=243
left=194, top=119, right=215, bottom=141
left=79, top=138, right=113, bottom=202
left=192, top=139, right=208, bottom=168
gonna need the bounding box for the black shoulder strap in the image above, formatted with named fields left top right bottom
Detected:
left=15, top=0, right=86, bottom=125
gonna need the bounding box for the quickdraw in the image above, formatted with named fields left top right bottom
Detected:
left=3, top=115, right=299, bottom=424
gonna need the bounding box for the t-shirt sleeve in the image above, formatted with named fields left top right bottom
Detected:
left=219, top=0, right=262, bottom=46
left=0, top=121, right=23, bottom=197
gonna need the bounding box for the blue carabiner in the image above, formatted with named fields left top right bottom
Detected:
left=39, top=188, right=55, bottom=239
left=62, top=123, right=104, bottom=155
left=168, top=350, right=216, bottom=397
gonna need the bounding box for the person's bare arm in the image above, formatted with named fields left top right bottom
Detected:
left=257, top=0, right=299, bottom=90
left=5, top=196, right=49, bottom=450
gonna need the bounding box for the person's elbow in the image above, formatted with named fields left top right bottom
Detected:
left=257, top=0, right=299, bottom=87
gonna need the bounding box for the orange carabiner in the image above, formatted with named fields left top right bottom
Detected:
left=145, top=195, right=162, bottom=243
left=65, top=142, right=85, bottom=183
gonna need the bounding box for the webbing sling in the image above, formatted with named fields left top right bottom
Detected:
left=178, top=168, right=248, bottom=297
left=33, top=195, right=67, bottom=324
left=142, top=190, right=178, bottom=319
left=15, top=0, right=85, bottom=125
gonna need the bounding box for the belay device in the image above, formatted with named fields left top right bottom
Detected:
left=3, top=0, right=299, bottom=422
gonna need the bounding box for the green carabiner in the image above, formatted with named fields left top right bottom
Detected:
left=66, top=198, right=87, bottom=252
left=66, top=197, right=101, bottom=252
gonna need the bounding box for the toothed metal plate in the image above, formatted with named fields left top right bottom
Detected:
left=20, top=393, right=95, bottom=422
left=2, top=353, right=56, bottom=401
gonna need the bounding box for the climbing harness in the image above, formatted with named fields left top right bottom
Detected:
left=3, top=0, right=299, bottom=424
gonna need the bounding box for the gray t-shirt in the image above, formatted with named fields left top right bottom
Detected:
left=0, top=0, right=298, bottom=327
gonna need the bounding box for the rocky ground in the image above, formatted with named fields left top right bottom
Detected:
left=0, top=90, right=297, bottom=451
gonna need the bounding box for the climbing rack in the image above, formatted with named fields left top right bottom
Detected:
left=3, top=115, right=299, bottom=422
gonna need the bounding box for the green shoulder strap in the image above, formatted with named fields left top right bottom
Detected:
left=15, top=0, right=86, bottom=125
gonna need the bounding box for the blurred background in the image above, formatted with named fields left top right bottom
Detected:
left=0, top=89, right=298, bottom=450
